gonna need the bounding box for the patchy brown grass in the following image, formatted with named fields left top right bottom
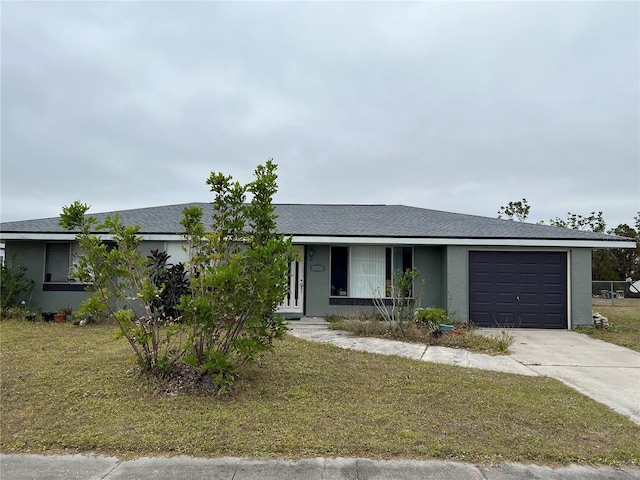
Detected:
left=1, top=319, right=640, bottom=466
left=576, top=303, right=640, bottom=352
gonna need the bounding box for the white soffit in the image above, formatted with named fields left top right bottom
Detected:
left=0, top=233, right=184, bottom=241
left=0, top=233, right=634, bottom=249
left=290, top=236, right=636, bottom=249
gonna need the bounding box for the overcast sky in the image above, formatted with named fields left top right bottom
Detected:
left=1, top=1, right=638, bottom=229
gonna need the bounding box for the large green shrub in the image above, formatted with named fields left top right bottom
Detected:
left=415, top=307, right=450, bottom=327
left=60, top=205, right=177, bottom=376
left=415, top=307, right=450, bottom=336
left=179, top=160, right=296, bottom=393
left=60, top=159, right=295, bottom=393
left=0, top=254, right=34, bottom=311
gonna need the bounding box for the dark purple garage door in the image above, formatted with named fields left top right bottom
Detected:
left=469, top=251, right=567, bottom=329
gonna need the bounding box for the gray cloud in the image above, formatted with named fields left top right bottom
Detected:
left=1, top=1, right=638, bottom=229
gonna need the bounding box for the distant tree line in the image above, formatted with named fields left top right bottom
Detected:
left=498, top=198, right=640, bottom=281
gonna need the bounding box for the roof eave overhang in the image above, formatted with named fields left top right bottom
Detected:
left=291, top=235, right=635, bottom=249
left=0, top=233, right=185, bottom=241
left=1, top=233, right=634, bottom=249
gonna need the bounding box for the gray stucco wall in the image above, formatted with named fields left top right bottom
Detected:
left=445, top=246, right=469, bottom=323
left=303, top=245, right=446, bottom=317
left=7, top=238, right=595, bottom=329
left=445, top=245, right=594, bottom=329
left=4, top=240, right=165, bottom=314
left=570, top=248, right=593, bottom=327
left=413, top=246, right=445, bottom=310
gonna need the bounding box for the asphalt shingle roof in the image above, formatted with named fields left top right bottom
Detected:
left=0, top=203, right=631, bottom=243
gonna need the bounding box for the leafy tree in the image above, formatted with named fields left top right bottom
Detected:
left=60, top=203, right=181, bottom=378
left=549, top=212, right=640, bottom=281
left=607, top=223, right=639, bottom=280
left=498, top=201, right=639, bottom=281
left=179, top=160, right=296, bottom=393
left=0, top=254, right=34, bottom=310
left=498, top=198, right=530, bottom=222
left=592, top=249, right=619, bottom=281
left=549, top=211, right=606, bottom=233
left=60, top=159, right=295, bottom=394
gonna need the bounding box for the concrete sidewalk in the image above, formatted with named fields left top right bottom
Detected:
left=287, top=319, right=640, bottom=425
left=2, top=454, right=639, bottom=480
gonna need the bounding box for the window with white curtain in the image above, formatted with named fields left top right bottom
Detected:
left=350, top=246, right=386, bottom=297
left=330, top=246, right=414, bottom=298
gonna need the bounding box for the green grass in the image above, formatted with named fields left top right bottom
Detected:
left=329, top=318, right=513, bottom=355
left=576, top=304, right=640, bottom=352
left=1, top=320, right=640, bottom=466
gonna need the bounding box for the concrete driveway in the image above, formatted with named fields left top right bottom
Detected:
left=288, top=320, right=640, bottom=425
left=495, top=329, right=640, bottom=425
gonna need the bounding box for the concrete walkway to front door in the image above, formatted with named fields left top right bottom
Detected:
left=287, top=319, right=640, bottom=426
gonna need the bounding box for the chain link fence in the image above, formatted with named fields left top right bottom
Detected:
left=592, top=280, right=640, bottom=306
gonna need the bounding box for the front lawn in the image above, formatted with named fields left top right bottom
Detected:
left=1, top=320, right=639, bottom=466
left=577, top=303, right=640, bottom=352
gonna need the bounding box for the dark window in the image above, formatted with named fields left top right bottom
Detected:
left=401, top=246, right=413, bottom=271
left=330, top=246, right=349, bottom=296
left=45, top=243, right=70, bottom=282
left=385, top=248, right=392, bottom=296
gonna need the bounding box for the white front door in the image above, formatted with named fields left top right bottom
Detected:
left=278, top=247, right=304, bottom=314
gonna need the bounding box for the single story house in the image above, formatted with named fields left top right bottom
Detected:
left=0, top=203, right=634, bottom=329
